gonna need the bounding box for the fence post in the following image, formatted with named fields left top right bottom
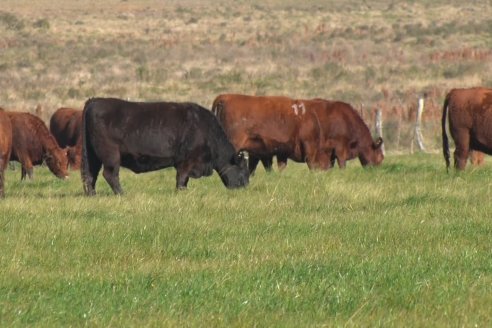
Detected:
left=414, top=95, right=426, bottom=152
left=375, top=108, right=385, bottom=155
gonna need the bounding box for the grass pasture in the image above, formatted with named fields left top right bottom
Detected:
left=1, top=154, right=491, bottom=326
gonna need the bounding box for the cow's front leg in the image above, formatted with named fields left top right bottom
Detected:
left=176, top=169, right=189, bottom=190
left=248, top=156, right=260, bottom=176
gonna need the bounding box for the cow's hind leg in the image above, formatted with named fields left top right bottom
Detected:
left=103, top=163, right=123, bottom=195
left=335, top=144, right=349, bottom=169
left=0, top=160, right=5, bottom=198
left=83, top=156, right=102, bottom=196
left=20, top=159, right=33, bottom=180
left=452, top=129, right=470, bottom=170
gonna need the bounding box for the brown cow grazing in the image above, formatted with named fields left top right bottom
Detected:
left=212, top=94, right=328, bottom=173
left=312, top=99, right=384, bottom=168
left=7, top=112, right=69, bottom=180
left=49, top=108, right=82, bottom=170
left=213, top=95, right=383, bottom=173
left=0, top=109, right=13, bottom=197
left=442, top=87, right=492, bottom=170
left=81, top=98, right=249, bottom=195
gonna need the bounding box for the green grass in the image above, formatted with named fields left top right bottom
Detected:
left=1, top=154, right=491, bottom=326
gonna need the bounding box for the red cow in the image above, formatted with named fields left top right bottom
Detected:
left=7, top=111, right=69, bottom=180
left=442, top=87, right=492, bottom=170
left=49, top=107, right=82, bottom=170
left=212, top=94, right=328, bottom=173
left=0, top=109, right=12, bottom=197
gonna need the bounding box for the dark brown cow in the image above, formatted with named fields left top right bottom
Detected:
left=7, top=111, right=69, bottom=180
left=212, top=94, right=328, bottom=173
left=49, top=108, right=82, bottom=170
left=0, top=109, right=12, bottom=197
left=442, top=87, right=492, bottom=170
left=81, top=98, right=249, bottom=195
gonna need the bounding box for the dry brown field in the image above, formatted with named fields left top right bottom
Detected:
left=1, top=0, right=491, bottom=151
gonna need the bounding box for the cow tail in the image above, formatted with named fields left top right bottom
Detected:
left=442, top=94, right=451, bottom=172
left=81, top=98, right=95, bottom=194
left=211, top=98, right=224, bottom=121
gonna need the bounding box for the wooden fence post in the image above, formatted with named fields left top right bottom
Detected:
left=375, top=108, right=385, bottom=155
left=414, top=95, right=426, bottom=152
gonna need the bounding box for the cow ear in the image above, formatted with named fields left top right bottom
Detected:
left=237, top=151, right=248, bottom=169
left=373, top=137, right=383, bottom=149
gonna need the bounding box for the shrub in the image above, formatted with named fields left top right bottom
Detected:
left=0, top=11, right=24, bottom=30
left=33, top=18, right=50, bottom=30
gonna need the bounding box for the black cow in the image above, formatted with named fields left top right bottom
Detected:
left=81, top=98, right=249, bottom=195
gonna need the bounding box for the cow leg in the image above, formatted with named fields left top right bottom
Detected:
left=261, top=157, right=273, bottom=172
left=452, top=129, right=470, bottom=170
left=277, top=155, right=288, bottom=171
left=248, top=156, right=260, bottom=176
left=21, top=166, right=27, bottom=180
left=335, top=145, right=348, bottom=169
left=0, top=161, right=4, bottom=198
left=176, top=170, right=189, bottom=190
left=83, top=158, right=102, bottom=196
left=470, top=150, right=484, bottom=166
left=20, top=159, right=33, bottom=180
left=102, top=164, right=123, bottom=195
left=330, top=151, right=336, bottom=168
left=175, top=162, right=192, bottom=190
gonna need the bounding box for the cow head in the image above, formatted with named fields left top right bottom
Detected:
left=44, top=148, right=69, bottom=179
left=360, top=137, right=384, bottom=166
left=219, top=151, right=249, bottom=189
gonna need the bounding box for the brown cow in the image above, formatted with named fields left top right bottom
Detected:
left=0, top=109, right=12, bottom=197
left=7, top=111, right=69, bottom=180
left=442, top=87, right=492, bottom=170
left=312, top=99, right=384, bottom=168
left=214, top=95, right=383, bottom=173
left=49, top=108, right=82, bottom=170
left=212, top=94, right=328, bottom=173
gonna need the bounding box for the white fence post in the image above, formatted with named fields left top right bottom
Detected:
left=375, top=108, right=385, bottom=155
left=414, top=95, right=426, bottom=152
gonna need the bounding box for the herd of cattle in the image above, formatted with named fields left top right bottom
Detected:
left=0, top=86, right=490, bottom=197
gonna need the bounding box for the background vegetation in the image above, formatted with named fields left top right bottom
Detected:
left=1, top=0, right=491, bottom=151
left=0, top=1, right=491, bottom=326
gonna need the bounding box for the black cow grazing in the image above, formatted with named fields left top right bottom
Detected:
left=81, top=98, right=249, bottom=195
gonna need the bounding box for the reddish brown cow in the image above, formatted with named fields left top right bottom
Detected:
left=0, top=109, right=12, bottom=197
left=442, top=87, right=492, bottom=170
left=312, top=99, right=384, bottom=168
left=49, top=108, right=82, bottom=170
left=7, top=111, right=69, bottom=180
left=214, top=95, right=384, bottom=173
left=212, top=94, right=328, bottom=173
